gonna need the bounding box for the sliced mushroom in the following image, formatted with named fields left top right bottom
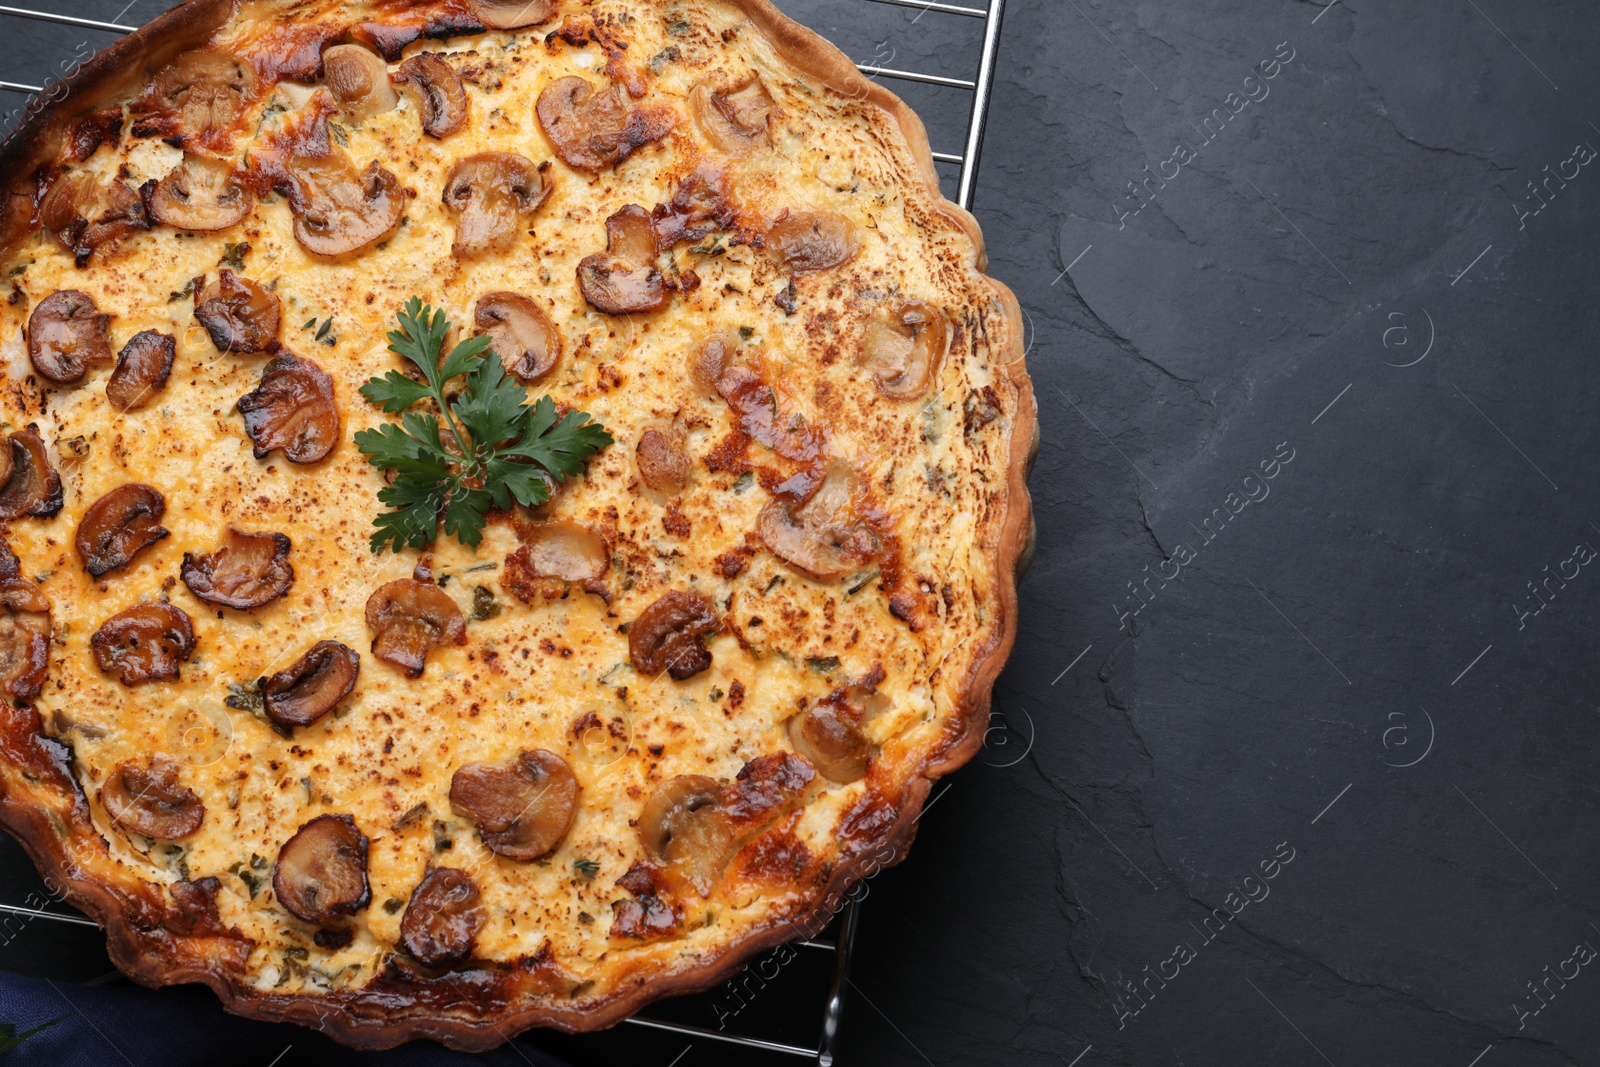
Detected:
left=636, top=425, right=688, bottom=494
left=148, top=154, right=253, bottom=231
left=502, top=521, right=608, bottom=603
left=0, top=613, right=49, bottom=705
left=768, top=211, right=859, bottom=274
left=0, top=550, right=50, bottom=704
left=629, top=589, right=717, bottom=680
left=194, top=269, right=281, bottom=354
left=443, top=153, right=550, bottom=258
left=150, top=48, right=257, bottom=136
left=688, top=337, right=731, bottom=397
left=262, top=640, right=359, bottom=729
left=449, top=749, right=578, bottom=860
left=285, top=155, right=406, bottom=257
left=75, top=181, right=150, bottom=266
left=0, top=426, right=64, bottom=521
left=76, top=484, right=168, bottom=578
left=468, top=0, right=558, bottom=28
left=273, top=814, right=371, bottom=924
left=90, top=602, right=196, bottom=686
left=102, top=757, right=204, bottom=840
left=366, top=570, right=467, bottom=677
left=578, top=204, right=665, bottom=314
left=758, top=461, right=881, bottom=581
left=861, top=299, right=946, bottom=399
left=400, top=867, right=485, bottom=967
left=690, top=76, right=777, bottom=153
left=27, top=289, right=112, bottom=385
left=637, top=775, right=736, bottom=896
left=535, top=76, right=676, bottom=174
left=651, top=164, right=736, bottom=248
left=395, top=53, right=469, bottom=139
left=39, top=174, right=88, bottom=252
left=473, top=291, right=560, bottom=380
left=322, top=44, right=398, bottom=121
left=181, top=528, right=293, bottom=610
left=236, top=352, right=340, bottom=463
left=788, top=694, right=876, bottom=783
left=105, top=330, right=176, bottom=411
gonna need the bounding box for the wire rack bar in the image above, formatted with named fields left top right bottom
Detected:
left=0, top=5, right=135, bottom=33
left=0, top=80, right=41, bottom=94
left=861, top=0, right=987, bottom=17
left=956, top=0, right=1005, bottom=209
left=0, top=901, right=98, bottom=927
left=855, top=62, right=974, bottom=89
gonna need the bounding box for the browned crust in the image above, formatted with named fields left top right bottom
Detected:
left=0, top=0, right=1037, bottom=1050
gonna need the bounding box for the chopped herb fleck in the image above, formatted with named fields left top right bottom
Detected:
left=471, top=585, right=501, bottom=621
left=573, top=857, right=600, bottom=880
left=220, top=241, right=250, bottom=269
left=805, top=655, right=841, bottom=674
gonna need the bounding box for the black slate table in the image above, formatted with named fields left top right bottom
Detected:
left=4, top=1, right=1599, bottom=1065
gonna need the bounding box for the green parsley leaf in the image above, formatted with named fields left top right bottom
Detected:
left=0, top=1016, right=69, bottom=1052
left=357, top=300, right=612, bottom=553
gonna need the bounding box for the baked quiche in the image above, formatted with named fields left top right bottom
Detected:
left=0, top=0, right=1034, bottom=1048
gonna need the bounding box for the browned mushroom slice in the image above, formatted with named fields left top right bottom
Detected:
left=578, top=205, right=665, bottom=314
left=450, top=749, right=578, bottom=860
left=181, top=528, right=293, bottom=610
left=105, top=330, right=176, bottom=411
left=396, top=53, right=469, bottom=138
left=39, top=174, right=88, bottom=252
left=273, top=814, right=371, bottom=924
left=690, top=76, right=777, bottom=153
left=76, top=484, right=168, bottom=578
left=148, top=154, right=253, bottom=231
left=101, top=757, right=204, bottom=840
left=443, top=153, right=550, bottom=258
left=322, top=44, right=398, bottom=121
left=637, top=775, right=736, bottom=896
left=861, top=299, right=947, bottom=400
left=366, top=574, right=466, bottom=677
left=149, top=48, right=257, bottom=136
left=502, top=521, right=608, bottom=602
left=468, top=0, right=557, bottom=28
left=194, top=269, right=280, bottom=354
left=400, top=867, right=485, bottom=967
left=788, top=694, right=875, bottom=783
left=0, top=556, right=50, bottom=704
left=629, top=589, right=717, bottom=680
left=0, top=614, right=48, bottom=705
left=768, top=211, right=859, bottom=274
left=636, top=425, right=688, bottom=494
left=688, top=337, right=731, bottom=397
left=473, top=291, right=560, bottom=380
left=75, top=181, right=150, bottom=266
left=0, top=426, right=63, bottom=521
left=651, top=164, right=737, bottom=248
left=236, top=352, right=340, bottom=463
left=90, top=602, right=196, bottom=686
left=535, top=76, right=676, bottom=174
left=27, top=289, right=112, bottom=385
left=262, top=640, right=359, bottom=729
left=285, top=155, right=406, bottom=257
left=758, top=461, right=881, bottom=582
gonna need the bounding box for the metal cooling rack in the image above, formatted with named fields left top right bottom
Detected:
left=0, top=0, right=1007, bottom=1062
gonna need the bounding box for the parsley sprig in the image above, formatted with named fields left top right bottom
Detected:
left=355, top=298, right=612, bottom=553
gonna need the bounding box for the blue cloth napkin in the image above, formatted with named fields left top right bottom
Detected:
left=0, top=970, right=573, bottom=1066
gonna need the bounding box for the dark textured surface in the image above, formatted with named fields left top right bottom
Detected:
left=4, top=1, right=1600, bottom=1065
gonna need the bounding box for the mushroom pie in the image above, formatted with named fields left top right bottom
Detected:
left=0, top=0, right=1033, bottom=1049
